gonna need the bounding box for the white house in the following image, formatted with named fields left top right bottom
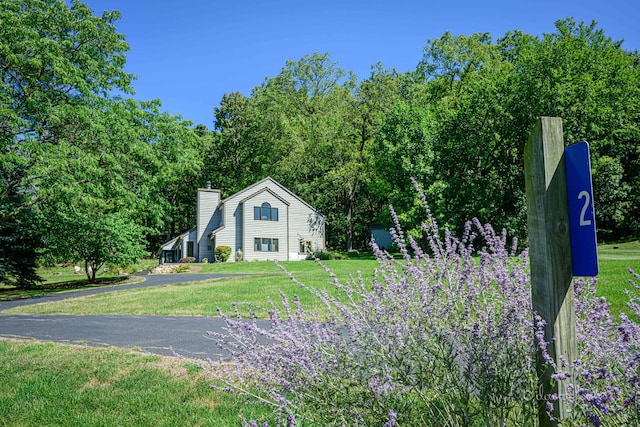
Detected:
left=159, top=177, right=325, bottom=263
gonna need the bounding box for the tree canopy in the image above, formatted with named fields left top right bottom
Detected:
left=2, top=1, right=638, bottom=287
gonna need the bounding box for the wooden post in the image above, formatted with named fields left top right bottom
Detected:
left=524, top=117, right=577, bottom=425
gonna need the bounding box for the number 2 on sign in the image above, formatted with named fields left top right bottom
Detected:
left=578, top=190, right=592, bottom=226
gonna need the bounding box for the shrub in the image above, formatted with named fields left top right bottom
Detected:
left=201, top=257, right=208, bottom=264
left=210, top=181, right=640, bottom=426
left=305, top=250, right=346, bottom=260
left=172, top=264, right=190, bottom=273
left=305, top=250, right=331, bottom=260
left=215, top=245, right=232, bottom=263
left=178, top=257, right=195, bottom=263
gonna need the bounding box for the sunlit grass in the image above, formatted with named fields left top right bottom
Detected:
left=0, top=260, right=156, bottom=301
left=4, top=250, right=638, bottom=319
left=0, top=340, right=269, bottom=426
left=4, top=260, right=375, bottom=317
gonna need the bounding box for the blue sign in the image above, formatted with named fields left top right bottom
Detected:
left=565, top=141, right=598, bottom=276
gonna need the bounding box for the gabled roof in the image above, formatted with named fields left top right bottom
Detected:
left=158, top=227, right=195, bottom=253
left=239, top=186, right=290, bottom=206
left=222, top=176, right=322, bottom=216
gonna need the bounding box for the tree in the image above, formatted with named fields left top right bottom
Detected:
left=417, top=31, right=528, bottom=239
left=409, top=19, right=640, bottom=241
left=44, top=209, right=145, bottom=282
left=371, top=102, right=439, bottom=238
left=0, top=165, right=42, bottom=288
left=212, top=92, right=267, bottom=194
left=0, top=0, right=134, bottom=285
left=247, top=53, right=368, bottom=250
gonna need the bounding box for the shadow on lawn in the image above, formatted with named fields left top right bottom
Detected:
left=0, top=276, right=132, bottom=301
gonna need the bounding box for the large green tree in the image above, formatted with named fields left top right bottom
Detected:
left=1, top=0, right=204, bottom=285
left=498, top=19, right=640, bottom=239
left=0, top=0, right=134, bottom=285
left=252, top=53, right=374, bottom=250
left=411, top=19, right=640, bottom=242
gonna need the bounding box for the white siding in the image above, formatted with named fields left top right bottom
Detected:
left=254, top=179, right=324, bottom=257
left=243, top=191, right=288, bottom=261
left=210, top=201, right=240, bottom=261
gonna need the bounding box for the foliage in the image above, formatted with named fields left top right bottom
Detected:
left=215, top=245, right=232, bottom=263
left=0, top=165, right=43, bottom=288
left=1, top=0, right=207, bottom=279
left=178, top=257, right=195, bottom=264
left=211, top=187, right=640, bottom=426
left=43, top=210, right=146, bottom=283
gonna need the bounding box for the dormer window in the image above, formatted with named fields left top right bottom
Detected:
left=254, top=202, right=278, bottom=221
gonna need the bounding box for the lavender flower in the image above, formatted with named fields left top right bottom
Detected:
left=207, top=185, right=640, bottom=426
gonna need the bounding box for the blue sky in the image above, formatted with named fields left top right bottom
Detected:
left=82, top=0, right=639, bottom=128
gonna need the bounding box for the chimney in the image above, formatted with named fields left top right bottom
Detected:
left=205, top=181, right=211, bottom=189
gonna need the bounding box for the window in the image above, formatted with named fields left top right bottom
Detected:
left=187, top=241, right=194, bottom=257
left=254, top=237, right=279, bottom=252
left=254, top=202, right=278, bottom=221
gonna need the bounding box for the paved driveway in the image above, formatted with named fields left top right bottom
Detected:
left=0, top=273, right=267, bottom=359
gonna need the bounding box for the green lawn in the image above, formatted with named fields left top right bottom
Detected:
left=2, top=260, right=375, bottom=317
left=0, top=259, right=157, bottom=301
left=1, top=244, right=637, bottom=426
left=3, top=245, right=639, bottom=318
left=0, top=340, right=270, bottom=427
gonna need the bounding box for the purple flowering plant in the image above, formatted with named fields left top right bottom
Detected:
left=545, top=272, right=640, bottom=426
left=208, top=181, right=639, bottom=426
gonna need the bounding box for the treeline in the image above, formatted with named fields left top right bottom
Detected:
left=1, top=0, right=639, bottom=287
left=207, top=20, right=640, bottom=250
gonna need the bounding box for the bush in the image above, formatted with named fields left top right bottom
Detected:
left=173, top=264, right=190, bottom=273
left=178, top=257, right=195, bottom=263
left=212, top=201, right=539, bottom=425
left=305, top=250, right=331, bottom=260
left=210, top=182, right=640, bottom=426
left=214, top=246, right=232, bottom=263
left=305, top=250, right=346, bottom=260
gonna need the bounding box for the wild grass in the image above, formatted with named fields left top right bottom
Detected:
left=0, top=340, right=270, bottom=426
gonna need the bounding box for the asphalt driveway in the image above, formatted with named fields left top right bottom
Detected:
left=0, top=273, right=267, bottom=359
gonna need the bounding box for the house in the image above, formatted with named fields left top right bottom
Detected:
left=159, top=177, right=325, bottom=263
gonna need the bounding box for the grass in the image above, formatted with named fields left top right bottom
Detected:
left=0, top=259, right=157, bottom=301
left=2, top=260, right=376, bottom=317
left=4, top=244, right=639, bottom=318
left=0, top=340, right=270, bottom=426
left=594, top=240, right=640, bottom=318
left=1, top=244, right=637, bottom=426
